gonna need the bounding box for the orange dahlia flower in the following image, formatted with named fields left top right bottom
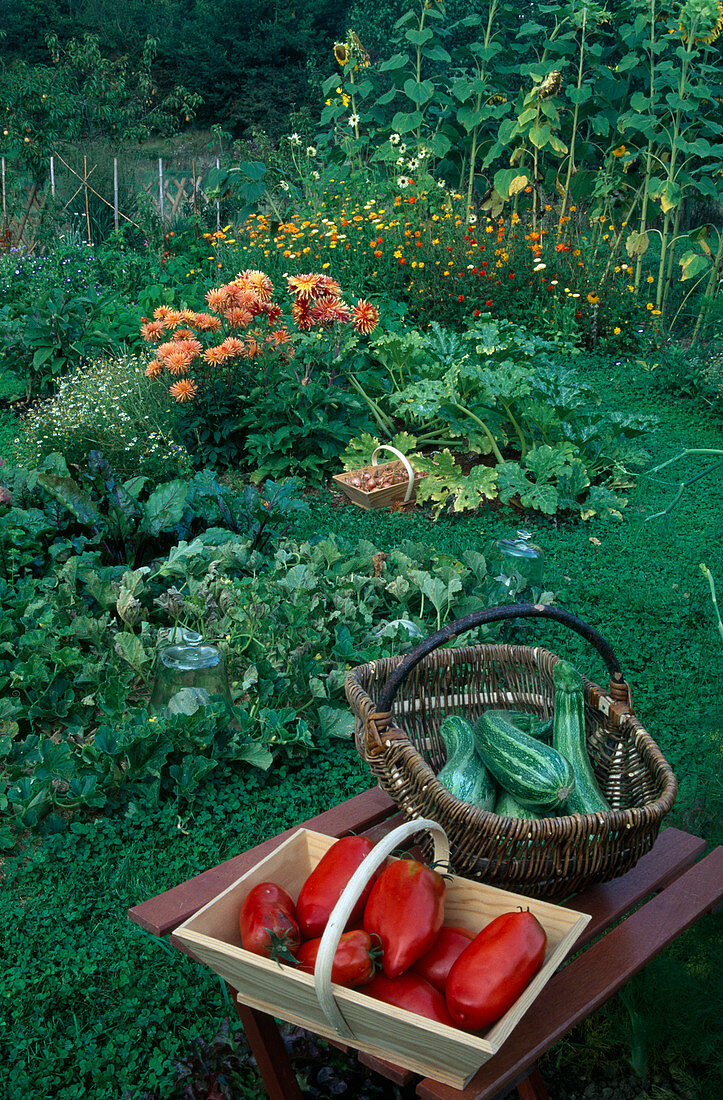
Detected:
left=169, top=378, right=198, bottom=402
left=351, top=299, right=379, bottom=336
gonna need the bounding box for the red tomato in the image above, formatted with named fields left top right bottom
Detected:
left=364, top=972, right=455, bottom=1027
left=412, top=926, right=473, bottom=992
left=242, top=882, right=295, bottom=916
left=296, top=836, right=378, bottom=938
left=239, top=882, right=300, bottom=963
left=296, top=930, right=381, bottom=988
left=446, top=910, right=547, bottom=1031
left=363, top=859, right=446, bottom=978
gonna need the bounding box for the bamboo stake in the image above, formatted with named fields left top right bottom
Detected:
left=50, top=155, right=55, bottom=198
left=84, top=155, right=91, bottom=245
left=1, top=157, right=6, bottom=235
left=113, top=157, right=119, bottom=233
left=193, top=159, right=197, bottom=220
left=159, top=157, right=164, bottom=221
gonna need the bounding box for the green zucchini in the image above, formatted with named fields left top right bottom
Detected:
left=552, top=660, right=610, bottom=815
left=436, top=715, right=497, bottom=811
left=473, top=711, right=576, bottom=812
left=493, top=788, right=541, bottom=821
left=482, top=709, right=553, bottom=741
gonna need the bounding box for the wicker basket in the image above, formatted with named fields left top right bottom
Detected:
left=345, top=604, right=677, bottom=899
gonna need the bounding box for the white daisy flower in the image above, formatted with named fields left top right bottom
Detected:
left=390, top=132, right=401, bottom=145
left=348, top=114, right=360, bottom=127
left=289, top=133, right=301, bottom=146
left=280, top=180, right=290, bottom=192
left=306, top=145, right=317, bottom=157
left=397, top=176, right=411, bottom=189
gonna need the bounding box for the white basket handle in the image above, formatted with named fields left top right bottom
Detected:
left=371, top=445, right=417, bottom=503
left=313, top=817, right=450, bottom=1039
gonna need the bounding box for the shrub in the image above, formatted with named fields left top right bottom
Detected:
left=23, top=353, right=193, bottom=480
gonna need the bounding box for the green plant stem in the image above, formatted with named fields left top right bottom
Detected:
left=346, top=373, right=396, bottom=435
left=465, top=0, right=498, bottom=216
left=499, top=400, right=527, bottom=458
left=635, top=0, right=657, bottom=292
left=450, top=402, right=504, bottom=463
left=661, top=197, right=683, bottom=320
left=700, top=564, right=723, bottom=643
left=559, top=7, right=586, bottom=220
left=692, top=226, right=723, bottom=344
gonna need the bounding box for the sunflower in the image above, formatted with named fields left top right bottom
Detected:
left=334, top=41, right=348, bottom=66
left=351, top=299, right=379, bottom=336
left=169, top=378, right=198, bottom=402
left=679, top=0, right=723, bottom=43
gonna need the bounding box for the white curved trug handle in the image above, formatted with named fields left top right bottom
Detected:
left=313, top=817, right=450, bottom=1039
left=371, top=444, right=417, bottom=503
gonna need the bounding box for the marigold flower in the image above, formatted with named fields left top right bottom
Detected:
left=351, top=299, right=379, bottom=336
left=587, top=292, right=600, bottom=305
left=169, top=378, right=198, bottom=402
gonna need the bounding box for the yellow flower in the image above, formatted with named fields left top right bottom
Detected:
left=647, top=275, right=655, bottom=283
left=587, top=292, right=600, bottom=305
left=614, top=326, right=621, bottom=335
left=612, top=145, right=626, bottom=157
left=646, top=302, right=654, bottom=310
left=334, top=42, right=348, bottom=65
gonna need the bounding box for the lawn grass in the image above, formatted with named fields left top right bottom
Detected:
left=1, top=349, right=721, bottom=1099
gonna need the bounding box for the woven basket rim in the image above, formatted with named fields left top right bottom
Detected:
left=345, top=642, right=678, bottom=830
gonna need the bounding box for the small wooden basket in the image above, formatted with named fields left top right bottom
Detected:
left=345, top=604, right=678, bottom=899
left=174, top=819, right=590, bottom=1089
left=332, top=445, right=423, bottom=510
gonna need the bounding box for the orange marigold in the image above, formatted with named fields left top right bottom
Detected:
left=351, top=299, right=379, bottom=336
left=169, top=378, right=198, bottom=402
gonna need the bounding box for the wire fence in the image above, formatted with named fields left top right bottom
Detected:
left=1, top=147, right=232, bottom=251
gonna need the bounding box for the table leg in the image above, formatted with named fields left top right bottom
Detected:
left=516, top=1065, right=550, bottom=1100
left=232, top=994, right=304, bottom=1100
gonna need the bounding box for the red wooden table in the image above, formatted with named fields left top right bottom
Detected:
left=128, top=787, right=722, bottom=1099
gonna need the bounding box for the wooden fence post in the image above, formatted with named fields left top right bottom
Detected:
left=159, top=157, right=164, bottom=221
left=113, top=157, right=119, bottom=233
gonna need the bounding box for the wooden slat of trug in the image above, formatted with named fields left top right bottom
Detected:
left=128, top=787, right=395, bottom=935
left=415, top=847, right=723, bottom=1100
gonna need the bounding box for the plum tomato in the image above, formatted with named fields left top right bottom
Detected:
left=363, top=858, right=446, bottom=978
left=296, top=836, right=379, bottom=938
left=364, top=972, right=455, bottom=1027
left=239, top=882, right=300, bottom=963
left=446, top=910, right=547, bottom=1031
left=411, top=926, right=473, bottom=992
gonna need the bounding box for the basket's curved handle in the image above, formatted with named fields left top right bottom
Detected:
left=314, top=818, right=449, bottom=1039
left=376, top=603, right=627, bottom=716
left=371, top=445, right=416, bottom=503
